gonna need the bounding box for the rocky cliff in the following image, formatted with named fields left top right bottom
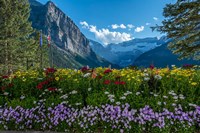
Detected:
left=29, top=0, right=116, bottom=68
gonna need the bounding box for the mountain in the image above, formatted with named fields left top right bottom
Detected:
left=133, top=40, right=200, bottom=67
left=29, top=0, right=117, bottom=68
left=90, top=37, right=168, bottom=67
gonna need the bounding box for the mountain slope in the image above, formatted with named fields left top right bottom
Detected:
left=29, top=0, right=116, bottom=68
left=90, top=37, right=168, bottom=67
left=133, top=42, right=200, bottom=67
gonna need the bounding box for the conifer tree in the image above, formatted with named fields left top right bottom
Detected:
left=153, top=0, right=200, bottom=60
left=0, top=0, right=36, bottom=74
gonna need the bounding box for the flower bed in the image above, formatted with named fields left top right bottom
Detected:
left=0, top=66, right=200, bottom=132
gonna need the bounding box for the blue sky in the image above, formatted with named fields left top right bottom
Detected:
left=37, top=0, right=175, bottom=45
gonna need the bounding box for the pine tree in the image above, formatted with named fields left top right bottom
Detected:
left=0, top=0, right=36, bottom=74
left=153, top=0, right=200, bottom=60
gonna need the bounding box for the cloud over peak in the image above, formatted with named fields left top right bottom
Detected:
left=111, top=24, right=126, bottom=29
left=134, top=26, right=144, bottom=32
left=153, top=17, right=158, bottom=21
left=80, top=21, right=133, bottom=45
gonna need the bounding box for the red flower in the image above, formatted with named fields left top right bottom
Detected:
left=37, top=83, right=43, bottom=90
left=8, top=83, right=14, bottom=87
left=1, top=86, right=6, bottom=91
left=114, top=81, right=126, bottom=85
left=104, top=69, right=112, bottom=74
left=2, top=75, right=9, bottom=79
left=48, top=87, right=57, bottom=91
left=114, top=81, right=120, bottom=85
left=104, top=80, right=111, bottom=85
left=149, top=64, right=154, bottom=70
left=45, top=68, right=57, bottom=75
left=81, top=66, right=90, bottom=72
left=120, top=81, right=126, bottom=85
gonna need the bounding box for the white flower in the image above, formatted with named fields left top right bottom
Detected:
left=154, top=75, right=162, bottom=80
left=173, top=96, right=178, bottom=100
left=171, top=103, right=176, bottom=106
left=126, top=91, right=132, bottom=94
left=144, top=73, right=149, bottom=76
left=124, top=93, right=129, bottom=96
left=61, top=101, right=68, bottom=104
left=171, top=65, right=175, bottom=67
left=144, top=69, right=148, bottom=72
left=189, top=103, right=197, bottom=107
left=120, top=96, right=126, bottom=100
left=71, top=90, right=77, bottom=94
left=104, top=91, right=109, bottom=95
left=157, top=102, right=162, bottom=105
left=83, top=73, right=91, bottom=78
left=136, top=92, right=141, bottom=95
left=116, top=102, right=121, bottom=105
left=150, top=92, right=153, bottom=95
left=110, top=99, right=115, bottom=103
left=144, top=77, right=150, bottom=81
left=108, top=94, right=115, bottom=98
left=3, top=92, right=9, bottom=96
left=20, top=95, right=25, bottom=100
left=88, top=88, right=92, bottom=91
left=163, top=96, right=168, bottom=99
left=33, top=101, right=37, bottom=104
left=60, top=94, right=68, bottom=99
left=154, top=94, right=158, bottom=97
left=75, top=103, right=81, bottom=106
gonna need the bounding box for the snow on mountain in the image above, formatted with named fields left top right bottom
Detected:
left=90, top=37, right=167, bottom=67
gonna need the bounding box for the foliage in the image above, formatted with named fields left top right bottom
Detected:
left=0, top=66, right=200, bottom=132
left=153, top=0, right=200, bottom=60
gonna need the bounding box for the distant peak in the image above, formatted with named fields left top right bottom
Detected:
left=46, top=1, right=56, bottom=6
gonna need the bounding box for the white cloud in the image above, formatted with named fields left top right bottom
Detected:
left=153, top=17, right=158, bottom=21
left=111, top=24, right=126, bottom=29
left=146, top=23, right=151, bottom=26
left=80, top=21, right=89, bottom=28
left=134, top=26, right=144, bottom=32
left=127, top=24, right=135, bottom=29
left=111, top=24, right=119, bottom=29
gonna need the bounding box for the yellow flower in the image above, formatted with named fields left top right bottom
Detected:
left=191, top=82, right=197, bottom=86
left=55, top=77, right=60, bottom=81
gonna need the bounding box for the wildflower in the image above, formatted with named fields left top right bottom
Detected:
left=71, top=90, right=77, bottom=94
left=104, top=91, right=109, bottom=95
left=154, top=75, right=162, bottom=80
left=60, top=94, right=68, bottom=99
left=149, top=64, right=154, bottom=70
left=37, top=83, right=43, bottom=90
left=136, top=92, right=141, bottom=95
left=154, top=94, right=158, bottom=97
left=157, top=101, right=162, bottom=105
left=83, top=73, right=91, bottom=78
left=104, top=69, right=112, bottom=74
left=3, top=92, right=9, bottom=96
left=191, top=82, right=197, bottom=86
left=48, top=87, right=57, bottom=91
left=116, top=102, right=121, bottom=105
left=55, top=77, right=59, bottom=81
left=163, top=96, right=168, bottom=99
left=2, top=75, right=9, bottom=79
left=81, top=66, right=90, bottom=72
left=75, top=103, right=81, bottom=106
left=110, top=99, right=115, bottom=102
left=108, top=94, right=115, bottom=98
left=104, top=80, right=111, bottom=85
left=144, top=77, right=150, bottom=81
left=88, top=88, right=92, bottom=91
left=120, top=96, right=126, bottom=100
left=20, top=95, right=25, bottom=100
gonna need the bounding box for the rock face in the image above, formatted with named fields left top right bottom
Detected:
left=29, top=0, right=116, bottom=68
left=90, top=37, right=167, bottom=67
